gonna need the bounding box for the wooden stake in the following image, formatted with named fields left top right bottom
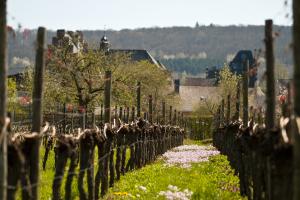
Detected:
left=104, top=71, right=112, bottom=123
left=63, top=103, right=66, bottom=133
left=0, top=0, right=7, bottom=198
left=131, top=107, right=135, bottom=122
left=136, top=82, right=141, bottom=118
left=169, top=106, right=172, bottom=125
left=217, top=106, right=221, bottom=128
left=181, top=112, right=184, bottom=127
left=82, top=110, right=86, bottom=130
left=123, top=108, right=126, bottom=122
left=162, top=102, right=166, bottom=125
left=242, top=60, right=249, bottom=127
left=235, top=81, right=241, bottom=120
left=100, top=104, right=103, bottom=122
left=92, top=112, right=96, bottom=128
left=226, top=94, right=231, bottom=124
left=221, top=99, right=225, bottom=125
left=148, top=95, right=153, bottom=124
left=31, top=27, right=46, bottom=200
left=126, top=107, right=130, bottom=123
left=119, top=107, right=123, bottom=121
left=293, top=0, right=300, bottom=199
left=174, top=109, right=177, bottom=125
left=265, top=19, right=276, bottom=130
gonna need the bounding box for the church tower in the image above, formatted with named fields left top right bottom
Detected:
left=99, top=34, right=110, bottom=52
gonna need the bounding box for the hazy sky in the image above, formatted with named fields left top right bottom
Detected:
left=7, top=0, right=292, bottom=30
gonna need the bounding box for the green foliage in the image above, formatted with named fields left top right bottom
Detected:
left=218, top=65, right=241, bottom=100
left=22, top=41, right=175, bottom=112
left=7, top=78, right=17, bottom=111
left=217, top=65, right=241, bottom=119
left=7, top=78, right=28, bottom=114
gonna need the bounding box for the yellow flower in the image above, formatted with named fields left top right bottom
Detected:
left=113, top=192, right=128, bottom=196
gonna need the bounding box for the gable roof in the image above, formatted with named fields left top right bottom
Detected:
left=109, top=49, right=164, bottom=70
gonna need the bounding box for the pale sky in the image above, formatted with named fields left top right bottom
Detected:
left=7, top=0, right=292, bottom=30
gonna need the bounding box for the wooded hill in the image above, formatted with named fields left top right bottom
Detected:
left=8, top=25, right=292, bottom=75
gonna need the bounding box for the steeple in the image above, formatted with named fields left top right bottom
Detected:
left=99, top=33, right=110, bottom=52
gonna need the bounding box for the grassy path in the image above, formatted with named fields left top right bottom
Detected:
left=16, top=140, right=243, bottom=200
left=104, top=140, right=244, bottom=200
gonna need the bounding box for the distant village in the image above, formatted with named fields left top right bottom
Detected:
left=8, top=29, right=289, bottom=115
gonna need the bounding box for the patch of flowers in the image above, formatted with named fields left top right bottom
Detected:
left=158, top=185, right=193, bottom=200
left=113, top=191, right=129, bottom=196
left=162, top=145, right=219, bottom=168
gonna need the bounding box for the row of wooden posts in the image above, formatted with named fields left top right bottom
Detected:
left=215, top=19, right=279, bottom=129
left=213, top=13, right=300, bottom=200
left=0, top=27, right=185, bottom=200
left=45, top=101, right=187, bottom=131
left=0, top=1, right=189, bottom=200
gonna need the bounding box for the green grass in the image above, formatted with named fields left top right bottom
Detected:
left=104, top=141, right=244, bottom=200
left=15, top=140, right=243, bottom=200
left=103, top=157, right=243, bottom=200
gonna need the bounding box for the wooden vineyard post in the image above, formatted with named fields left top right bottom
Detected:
left=63, top=103, right=66, bottom=133
left=31, top=27, right=46, bottom=200
left=148, top=95, right=153, bottom=124
left=265, top=19, right=276, bottom=130
left=92, top=111, right=96, bottom=128
left=169, top=106, right=172, bottom=125
left=101, top=70, right=112, bottom=197
left=226, top=94, right=231, bottom=124
left=174, top=109, right=177, bottom=126
left=114, top=106, right=117, bottom=121
left=82, top=110, right=86, bottom=130
left=123, top=108, right=126, bottom=122
left=235, top=81, right=241, bottom=120
left=104, top=71, right=112, bottom=124
left=293, top=0, right=300, bottom=199
left=0, top=0, right=7, bottom=198
left=100, top=104, right=103, bottom=122
left=242, top=60, right=249, bottom=127
left=115, top=107, right=123, bottom=120
left=131, top=107, right=135, bottom=122
left=162, top=101, right=166, bottom=125
left=137, top=82, right=141, bottom=118
left=221, top=99, right=225, bottom=126
left=126, top=107, right=130, bottom=123
left=287, top=83, right=292, bottom=117
left=216, top=106, right=221, bottom=128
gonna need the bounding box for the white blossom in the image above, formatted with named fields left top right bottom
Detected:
left=162, top=145, right=219, bottom=168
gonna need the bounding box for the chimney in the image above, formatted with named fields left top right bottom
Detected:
left=174, top=79, right=180, bottom=93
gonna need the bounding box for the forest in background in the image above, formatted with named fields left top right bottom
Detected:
left=8, top=25, right=292, bottom=75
